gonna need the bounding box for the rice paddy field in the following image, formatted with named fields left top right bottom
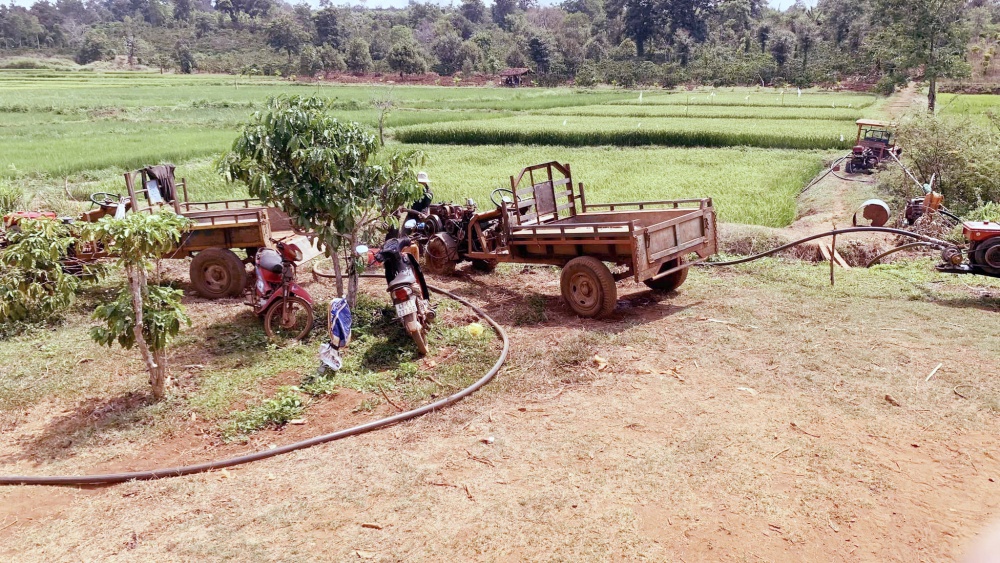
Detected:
left=938, top=93, right=1000, bottom=125
left=0, top=70, right=894, bottom=227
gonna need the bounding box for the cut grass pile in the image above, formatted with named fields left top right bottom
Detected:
left=394, top=115, right=855, bottom=150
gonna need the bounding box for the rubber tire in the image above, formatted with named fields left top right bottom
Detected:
left=845, top=161, right=855, bottom=174
left=560, top=256, right=617, bottom=319
left=974, top=238, right=1000, bottom=276
left=190, top=248, right=247, bottom=299
left=422, top=237, right=456, bottom=276
left=471, top=259, right=497, bottom=273
left=408, top=326, right=429, bottom=355
left=643, top=259, right=688, bottom=292
left=263, top=296, right=314, bottom=341
left=403, top=312, right=429, bottom=355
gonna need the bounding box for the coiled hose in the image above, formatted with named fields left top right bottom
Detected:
left=702, top=226, right=956, bottom=267
left=0, top=282, right=509, bottom=487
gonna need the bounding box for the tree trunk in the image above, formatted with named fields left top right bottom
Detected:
left=928, top=75, right=937, bottom=113
left=127, top=266, right=166, bottom=399
left=346, top=262, right=359, bottom=310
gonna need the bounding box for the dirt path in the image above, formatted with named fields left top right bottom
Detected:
left=2, top=263, right=998, bottom=561
left=781, top=83, right=923, bottom=257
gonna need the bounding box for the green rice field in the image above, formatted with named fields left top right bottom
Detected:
left=0, top=70, right=898, bottom=227
left=394, top=115, right=856, bottom=150
left=938, top=93, right=1000, bottom=124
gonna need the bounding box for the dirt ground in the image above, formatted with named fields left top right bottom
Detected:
left=2, top=252, right=999, bottom=561
left=3, top=84, right=1000, bottom=561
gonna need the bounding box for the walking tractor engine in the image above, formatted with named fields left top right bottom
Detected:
left=938, top=221, right=1000, bottom=278
left=845, top=119, right=901, bottom=174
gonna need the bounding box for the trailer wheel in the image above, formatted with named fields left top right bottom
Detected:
left=643, top=259, right=688, bottom=293
left=560, top=257, right=617, bottom=318
left=974, top=238, right=1000, bottom=276
left=423, top=236, right=457, bottom=275
left=190, top=248, right=247, bottom=299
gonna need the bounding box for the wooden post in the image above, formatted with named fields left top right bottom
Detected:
left=829, top=228, right=837, bottom=287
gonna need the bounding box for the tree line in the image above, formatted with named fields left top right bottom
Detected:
left=0, top=0, right=997, bottom=92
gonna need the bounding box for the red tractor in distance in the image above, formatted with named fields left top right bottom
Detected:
left=845, top=119, right=902, bottom=174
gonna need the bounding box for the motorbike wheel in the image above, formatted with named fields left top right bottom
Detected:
left=263, top=296, right=314, bottom=341
left=408, top=326, right=429, bottom=355
left=403, top=312, right=429, bottom=355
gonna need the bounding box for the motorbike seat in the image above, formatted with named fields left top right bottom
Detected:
left=389, top=269, right=417, bottom=288
left=258, top=248, right=283, bottom=274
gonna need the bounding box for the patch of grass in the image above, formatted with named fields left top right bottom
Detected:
left=512, top=295, right=548, bottom=326
left=222, top=385, right=305, bottom=441
left=0, top=180, right=23, bottom=213
left=301, top=293, right=498, bottom=403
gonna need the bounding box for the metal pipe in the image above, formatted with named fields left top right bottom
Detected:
left=0, top=282, right=509, bottom=487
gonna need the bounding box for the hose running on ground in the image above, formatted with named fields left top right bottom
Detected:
left=865, top=242, right=941, bottom=268
left=0, top=283, right=509, bottom=487
left=701, top=226, right=955, bottom=267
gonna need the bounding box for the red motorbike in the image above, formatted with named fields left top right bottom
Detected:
left=250, top=239, right=314, bottom=340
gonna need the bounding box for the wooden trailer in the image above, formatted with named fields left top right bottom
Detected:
left=464, top=162, right=717, bottom=318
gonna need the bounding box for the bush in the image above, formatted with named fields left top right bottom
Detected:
left=0, top=219, right=98, bottom=326
left=874, top=73, right=908, bottom=96
left=893, top=114, right=1000, bottom=212
left=75, top=30, right=114, bottom=65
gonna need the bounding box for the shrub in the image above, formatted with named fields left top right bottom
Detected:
left=0, top=219, right=97, bottom=326
left=893, top=114, right=1000, bottom=212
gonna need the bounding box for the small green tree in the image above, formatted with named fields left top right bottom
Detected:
left=0, top=219, right=96, bottom=326
left=85, top=211, right=191, bottom=399
left=220, top=96, right=425, bottom=308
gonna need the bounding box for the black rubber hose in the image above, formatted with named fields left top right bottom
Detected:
left=866, top=242, right=941, bottom=268
left=702, top=226, right=955, bottom=267
left=0, top=282, right=509, bottom=487
left=799, top=156, right=848, bottom=195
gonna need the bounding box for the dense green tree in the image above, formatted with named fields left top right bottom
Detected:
left=346, top=37, right=373, bottom=72
left=431, top=31, right=464, bottom=74
left=769, top=28, right=795, bottom=70
left=74, top=28, right=113, bottom=63
left=266, top=14, right=309, bottom=62
left=871, top=0, right=970, bottom=110
left=606, top=0, right=662, bottom=57
left=388, top=42, right=428, bottom=75
left=173, top=0, right=192, bottom=22
left=528, top=35, right=552, bottom=72
left=460, top=0, right=487, bottom=24
left=492, top=0, right=519, bottom=30
left=313, top=6, right=342, bottom=48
